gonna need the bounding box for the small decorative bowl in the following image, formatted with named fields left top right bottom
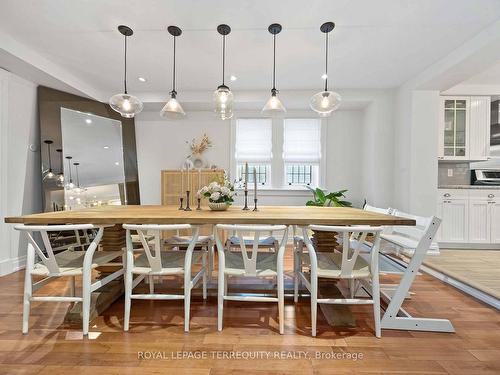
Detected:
left=208, top=202, right=230, bottom=211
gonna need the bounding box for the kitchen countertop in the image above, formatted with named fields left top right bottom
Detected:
left=438, top=185, right=500, bottom=190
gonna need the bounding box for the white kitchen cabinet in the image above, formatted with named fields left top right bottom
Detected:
left=469, top=96, right=491, bottom=161
left=490, top=201, right=500, bottom=244
left=437, top=196, right=468, bottom=243
left=437, top=189, right=500, bottom=245
left=438, top=96, right=490, bottom=161
left=468, top=199, right=490, bottom=243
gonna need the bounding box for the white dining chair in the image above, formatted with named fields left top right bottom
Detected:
left=295, top=225, right=383, bottom=337
left=163, top=231, right=215, bottom=279
left=214, top=224, right=289, bottom=334
left=15, top=224, right=123, bottom=335
left=123, top=224, right=207, bottom=332
left=225, top=228, right=279, bottom=253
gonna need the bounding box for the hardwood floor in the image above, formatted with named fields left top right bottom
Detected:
left=0, top=253, right=499, bottom=375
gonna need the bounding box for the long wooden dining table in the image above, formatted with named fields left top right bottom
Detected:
left=5, top=205, right=454, bottom=333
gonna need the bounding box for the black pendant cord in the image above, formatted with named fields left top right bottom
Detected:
left=324, top=31, right=329, bottom=92
left=66, top=158, right=73, bottom=183
left=222, top=34, right=226, bottom=86
left=172, top=35, right=176, bottom=94
left=124, top=35, right=128, bottom=94
left=56, top=149, right=63, bottom=174
left=272, top=34, right=276, bottom=91
left=47, top=143, right=52, bottom=171
left=74, top=164, right=80, bottom=187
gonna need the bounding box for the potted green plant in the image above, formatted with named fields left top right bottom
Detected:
left=305, top=187, right=352, bottom=252
left=306, top=187, right=352, bottom=208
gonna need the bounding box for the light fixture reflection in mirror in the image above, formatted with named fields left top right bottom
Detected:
left=60, top=108, right=126, bottom=210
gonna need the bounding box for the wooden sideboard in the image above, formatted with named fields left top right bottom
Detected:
left=161, top=169, right=225, bottom=207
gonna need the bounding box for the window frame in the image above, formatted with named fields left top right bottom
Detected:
left=230, top=113, right=326, bottom=190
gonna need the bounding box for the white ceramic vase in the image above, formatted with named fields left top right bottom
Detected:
left=208, top=202, right=230, bottom=211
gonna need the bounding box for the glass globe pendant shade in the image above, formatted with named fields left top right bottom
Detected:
left=310, top=90, right=341, bottom=117
left=262, top=90, right=286, bottom=116
left=160, top=92, right=186, bottom=119
left=44, top=169, right=55, bottom=180
left=109, top=93, right=143, bottom=118
left=213, top=85, right=234, bottom=120
left=56, top=173, right=65, bottom=187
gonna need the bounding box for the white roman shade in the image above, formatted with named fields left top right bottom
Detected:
left=283, top=119, right=322, bottom=163
left=235, top=119, right=273, bottom=162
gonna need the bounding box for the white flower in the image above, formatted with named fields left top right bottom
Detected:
left=208, top=181, right=219, bottom=190
left=210, top=192, right=221, bottom=201
left=201, top=186, right=209, bottom=194
left=221, top=186, right=230, bottom=196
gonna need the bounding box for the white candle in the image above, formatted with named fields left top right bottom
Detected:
left=198, top=168, right=201, bottom=192
left=244, top=162, right=248, bottom=191
left=181, top=168, right=184, bottom=193
left=253, top=167, right=257, bottom=199
left=187, top=167, right=191, bottom=191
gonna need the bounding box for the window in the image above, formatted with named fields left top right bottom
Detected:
left=283, top=119, right=321, bottom=186
left=234, top=119, right=272, bottom=186
left=232, top=117, right=322, bottom=189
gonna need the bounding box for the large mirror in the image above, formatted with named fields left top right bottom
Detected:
left=39, top=86, right=140, bottom=212
left=60, top=108, right=126, bottom=210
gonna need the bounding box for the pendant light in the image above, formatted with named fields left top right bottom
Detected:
left=43, top=140, right=55, bottom=180
left=56, top=149, right=65, bottom=187
left=310, top=22, right=341, bottom=116
left=65, top=156, right=75, bottom=189
left=73, top=162, right=84, bottom=194
left=109, top=25, right=143, bottom=118
left=160, top=26, right=186, bottom=118
left=213, top=24, right=233, bottom=120
left=262, top=23, right=286, bottom=116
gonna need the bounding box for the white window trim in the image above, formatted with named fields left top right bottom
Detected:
left=230, top=111, right=327, bottom=191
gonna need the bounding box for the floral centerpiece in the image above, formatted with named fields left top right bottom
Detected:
left=198, top=177, right=235, bottom=211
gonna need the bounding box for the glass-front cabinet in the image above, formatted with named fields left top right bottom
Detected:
left=440, top=97, right=469, bottom=159
left=438, top=96, right=491, bottom=161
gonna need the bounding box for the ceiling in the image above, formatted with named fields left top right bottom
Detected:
left=1, top=0, right=499, bottom=101
left=463, top=60, right=500, bottom=85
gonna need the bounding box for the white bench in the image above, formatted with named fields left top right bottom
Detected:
left=364, top=205, right=440, bottom=256
left=382, top=210, right=440, bottom=256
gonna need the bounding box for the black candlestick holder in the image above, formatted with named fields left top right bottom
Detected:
left=242, top=190, right=249, bottom=210
left=196, top=197, right=202, bottom=210
left=178, top=197, right=184, bottom=210
left=253, top=198, right=258, bottom=211
left=184, top=191, right=192, bottom=211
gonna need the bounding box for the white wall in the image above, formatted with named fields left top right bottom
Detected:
left=135, top=108, right=366, bottom=207
left=361, top=90, right=396, bottom=208
left=0, top=69, right=41, bottom=275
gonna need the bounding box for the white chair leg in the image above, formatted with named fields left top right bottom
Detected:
left=184, top=272, right=192, bottom=333
left=124, top=270, right=132, bottom=332
left=217, top=273, right=224, bottom=332
left=22, top=271, right=32, bottom=334
left=224, top=275, right=228, bottom=296
left=311, top=276, right=318, bottom=337
left=278, top=264, right=285, bottom=335
left=207, top=243, right=214, bottom=281
left=202, top=251, right=207, bottom=300
left=372, top=274, right=381, bottom=338
left=149, top=275, right=154, bottom=294
left=82, top=269, right=92, bottom=336
left=293, top=243, right=299, bottom=303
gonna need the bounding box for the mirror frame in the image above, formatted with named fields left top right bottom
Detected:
left=38, top=86, right=140, bottom=211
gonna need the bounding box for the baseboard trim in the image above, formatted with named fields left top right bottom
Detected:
left=438, top=243, right=500, bottom=250
left=0, top=255, right=26, bottom=276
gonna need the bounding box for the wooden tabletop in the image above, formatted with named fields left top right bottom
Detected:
left=4, top=205, right=415, bottom=226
